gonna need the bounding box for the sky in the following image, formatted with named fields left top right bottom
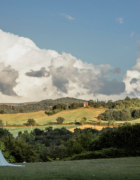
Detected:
left=0, top=0, right=140, bottom=102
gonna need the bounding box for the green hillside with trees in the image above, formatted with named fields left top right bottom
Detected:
left=0, top=107, right=105, bottom=125
left=0, top=97, right=86, bottom=114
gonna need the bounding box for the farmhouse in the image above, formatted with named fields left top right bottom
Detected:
left=83, top=102, right=88, bottom=107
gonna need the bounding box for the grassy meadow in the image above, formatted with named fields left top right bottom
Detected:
left=5, top=125, right=80, bottom=136
left=130, top=118, right=140, bottom=124
left=0, top=157, right=140, bottom=180
left=1, top=107, right=140, bottom=136
left=0, top=107, right=107, bottom=125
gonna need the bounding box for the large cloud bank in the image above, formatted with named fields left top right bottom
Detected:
left=123, top=42, right=140, bottom=97
left=0, top=29, right=139, bottom=102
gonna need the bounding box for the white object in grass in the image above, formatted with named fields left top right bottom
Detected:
left=0, top=150, right=24, bottom=167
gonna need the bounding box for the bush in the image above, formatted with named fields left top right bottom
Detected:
left=56, top=117, right=65, bottom=124
left=45, top=110, right=54, bottom=115
left=0, top=141, right=15, bottom=162
left=0, top=110, right=4, bottom=114
left=27, top=119, right=36, bottom=126
left=97, top=109, right=133, bottom=121
left=63, top=148, right=138, bottom=161
left=45, top=109, right=62, bottom=116
left=80, top=117, right=87, bottom=124
left=47, top=121, right=55, bottom=125
left=0, top=120, right=3, bottom=128
left=75, top=122, right=82, bottom=125
left=52, top=103, right=67, bottom=110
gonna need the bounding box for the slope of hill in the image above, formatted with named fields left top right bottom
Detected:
left=0, top=107, right=106, bottom=125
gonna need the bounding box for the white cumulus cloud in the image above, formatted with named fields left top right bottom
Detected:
left=0, top=29, right=130, bottom=103
left=122, top=41, right=140, bottom=98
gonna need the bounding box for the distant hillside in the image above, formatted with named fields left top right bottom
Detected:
left=0, top=107, right=104, bottom=125
left=0, top=97, right=87, bottom=114
left=0, top=102, right=39, bottom=106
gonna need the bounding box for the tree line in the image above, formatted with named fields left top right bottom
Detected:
left=88, top=96, right=140, bottom=109
left=0, top=97, right=85, bottom=114
left=0, top=124, right=140, bottom=162
left=97, top=108, right=140, bottom=121
left=45, top=102, right=84, bottom=115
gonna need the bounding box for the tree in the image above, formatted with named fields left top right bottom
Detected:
left=19, top=132, right=35, bottom=143
left=52, top=103, right=67, bottom=110
left=4, top=137, right=37, bottom=162
left=0, top=110, right=4, bottom=114
left=6, top=121, right=8, bottom=126
left=0, top=120, right=3, bottom=128
left=80, top=117, right=87, bottom=124
left=27, top=119, right=36, bottom=126
left=69, top=102, right=78, bottom=109
left=0, top=140, right=15, bottom=162
left=125, top=96, right=131, bottom=101
left=19, top=108, right=24, bottom=113
left=56, top=117, right=65, bottom=124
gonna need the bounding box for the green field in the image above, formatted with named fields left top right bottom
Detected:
left=5, top=125, right=80, bottom=136
left=0, top=157, right=140, bottom=180
left=130, top=119, right=140, bottom=124
left=0, top=107, right=106, bottom=125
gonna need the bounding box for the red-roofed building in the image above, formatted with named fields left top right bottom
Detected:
left=83, top=102, right=88, bottom=107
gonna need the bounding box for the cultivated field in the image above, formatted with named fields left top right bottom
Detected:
left=0, top=157, right=140, bottom=180
left=0, top=107, right=107, bottom=125
left=68, top=124, right=110, bottom=132
left=5, top=125, right=80, bottom=136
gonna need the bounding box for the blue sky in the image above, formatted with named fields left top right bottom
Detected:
left=0, top=0, right=140, bottom=102
left=0, top=0, right=139, bottom=72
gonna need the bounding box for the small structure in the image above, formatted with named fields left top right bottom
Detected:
left=83, top=102, right=88, bottom=107
left=0, top=150, right=24, bottom=167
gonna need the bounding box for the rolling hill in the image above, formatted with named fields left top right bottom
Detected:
left=0, top=107, right=106, bottom=125
left=0, top=97, right=87, bottom=114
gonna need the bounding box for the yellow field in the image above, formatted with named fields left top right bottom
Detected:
left=68, top=124, right=110, bottom=132
left=0, top=107, right=107, bottom=125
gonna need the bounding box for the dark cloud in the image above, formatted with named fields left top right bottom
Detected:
left=131, top=88, right=140, bottom=96
left=25, top=67, right=50, bottom=77
left=49, top=64, right=125, bottom=96
left=130, top=78, right=138, bottom=84
left=50, top=66, right=79, bottom=93
left=0, top=63, right=18, bottom=96
left=43, top=87, right=47, bottom=92
left=53, top=78, right=68, bottom=93
left=96, top=79, right=125, bottom=95
left=110, top=67, right=122, bottom=75
left=50, top=67, right=70, bottom=93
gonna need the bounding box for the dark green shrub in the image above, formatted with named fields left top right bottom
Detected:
left=45, top=110, right=54, bottom=115
left=27, top=119, right=36, bottom=126
left=56, top=117, right=65, bottom=124
left=89, top=124, right=140, bottom=151
left=64, top=148, right=128, bottom=160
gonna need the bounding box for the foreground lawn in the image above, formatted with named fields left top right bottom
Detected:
left=0, top=157, right=140, bottom=180
left=5, top=125, right=80, bottom=136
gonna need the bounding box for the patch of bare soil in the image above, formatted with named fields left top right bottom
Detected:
left=68, top=124, right=112, bottom=132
